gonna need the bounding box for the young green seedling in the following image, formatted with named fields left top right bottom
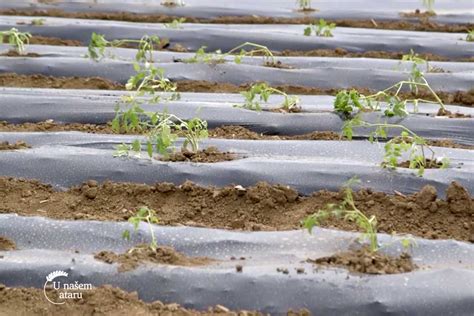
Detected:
left=296, top=0, right=313, bottom=11
left=0, top=28, right=31, bottom=55
left=422, top=0, right=435, bottom=13
left=164, top=18, right=186, bottom=29
left=87, top=33, right=163, bottom=62
left=467, top=30, right=474, bottom=42
left=334, top=76, right=446, bottom=118
left=122, top=206, right=159, bottom=251
left=304, top=19, right=336, bottom=37
left=303, top=177, right=379, bottom=253
left=184, top=42, right=277, bottom=67
left=342, top=115, right=449, bottom=176
left=31, top=18, right=46, bottom=26
left=161, top=0, right=184, bottom=6
left=236, top=82, right=300, bottom=112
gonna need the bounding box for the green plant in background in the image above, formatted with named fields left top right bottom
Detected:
left=333, top=76, right=446, bottom=118
left=161, top=0, right=185, bottom=6
left=296, top=0, right=313, bottom=11
left=31, top=18, right=46, bottom=26
left=184, top=42, right=276, bottom=66
left=0, top=28, right=31, bottom=55
left=164, top=18, right=186, bottom=29
left=122, top=206, right=159, bottom=251
left=303, top=177, right=379, bottom=252
left=401, top=50, right=432, bottom=94
left=237, top=82, right=300, bottom=112
left=422, top=0, right=435, bottom=13
left=341, top=115, right=449, bottom=176
left=467, top=30, right=474, bottom=42
left=87, top=32, right=163, bottom=62
left=304, top=19, right=336, bottom=37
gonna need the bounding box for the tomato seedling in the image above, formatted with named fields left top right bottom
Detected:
left=161, top=0, right=184, bottom=6
left=467, top=30, right=474, bottom=42
left=342, top=115, right=449, bottom=176
left=296, top=0, right=313, bottom=11
left=334, top=76, right=446, bottom=118
left=164, top=18, right=186, bottom=29
left=0, top=28, right=31, bottom=55
left=122, top=206, right=159, bottom=251
left=236, top=83, right=300, bottom=112
left=87, top=33, right=163, bottom=63
left=304, top=19, right=336, bottom=37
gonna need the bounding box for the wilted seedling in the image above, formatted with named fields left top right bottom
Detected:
left=342, top=115, right=449, bottom=176
left=184, top=42, right=277, bottom=67
left=237, top=82, right=300, bottom=112
left=334, top=76, right=446, bottom=118
left=304, top=19, right=336, bottom=37
left=122, top=206, right=159, bottom=251
left=87, top=32, right=163, bottom=62
left=164, top=18, right=186, bottom=29
left=0, top=28, right=31, bottom=55
left=304, top=178, right=379, bottom=253
left=467, top=30, right=474, bottom=42
left=113, top=109, right=208, bottom=158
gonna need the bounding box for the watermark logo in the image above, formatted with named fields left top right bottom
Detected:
left=43, top=270, right=93, bottom=305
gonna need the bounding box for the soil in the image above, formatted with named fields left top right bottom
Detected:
left=0, top=50, right=40, bottom=57
left=3, top=35, right=82, bottom=47
left=396, top=158, right=443, bottom=169
left=0, top=284, right=282, bottom=316
left=1, top=121, right=472, bottom=149
left=401, top=10, right=436, bottom=19
left=0, top=236, right=16, bottom=251
left=0, top=141, right=31, bottom=151
left=437, top=108, right=472, bottom=118
left=161, top=147, right=238, bottom=163
left=0, top=177, right=472, bottom=242
left=95, top=245, right=212, bottom=272
left=0, top=74, right=472, bottom=107
left=0, top=73, right=123, bottom=90
left=1, top=9, right=472, bottom=33
left=309, top=248, right=416, bottom=274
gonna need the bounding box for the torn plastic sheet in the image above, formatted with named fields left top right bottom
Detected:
left=0, top=133, right=472, bottom=196
left=1, top=16, right=472, bottom=59
left=1, top=0, right=473, bottom=24
left=0, top=215, right=473, bottom=315
left=0, top=88, right=472, bottom=145
left=1, top=57, right=472, bottom=92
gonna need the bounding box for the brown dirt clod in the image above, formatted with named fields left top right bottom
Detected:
left=0, top=236, right=16, bottom=251
left=95, top=245, right=212, bottom=272
left=162, top=147, right=237, bottom=163
left=309, top=248, right=416, bottom=274
left=0, top=141, right=31, bottom=151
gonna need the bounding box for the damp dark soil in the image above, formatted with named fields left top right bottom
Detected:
left=3, top=35, right=82, bottom=47
left=161, top=147, right=238, bottom=163
left=0, top=177, right=472, bottom=242
left=0, top=236, right=16, bottom=251
left=309, top=248, right=416, bottom=274
left=437, top=108, right=472, bottom=118
left=396, top=158, right=444, bottom=169
left=0, top=50, right=40, bottom=57
left=95, top=245, right=213, bottom=272
left=0, top=141, right=31, bottom=151
left=0, top=73, right=123, bottom=90
left=1, top=9, right=472, bottom=33
left=1, top=122, right=472, bottom=149
left=0, top=74, right=472, bottom=107
left=0, top=284, right=280, bottom=316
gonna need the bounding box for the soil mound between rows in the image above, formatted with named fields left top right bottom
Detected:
left=309, top=248, right=416, bottom=274
left=0, top=236, right=16, bottom=251
left=161, top=147, right=237, bottom=163
left=95, top=245, right=213, bottom=272
left=0, top=177, right=472, bottom=242
left=0, top=141, right=30, bottom=150
left=0, top=283, right=285, bottom=315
